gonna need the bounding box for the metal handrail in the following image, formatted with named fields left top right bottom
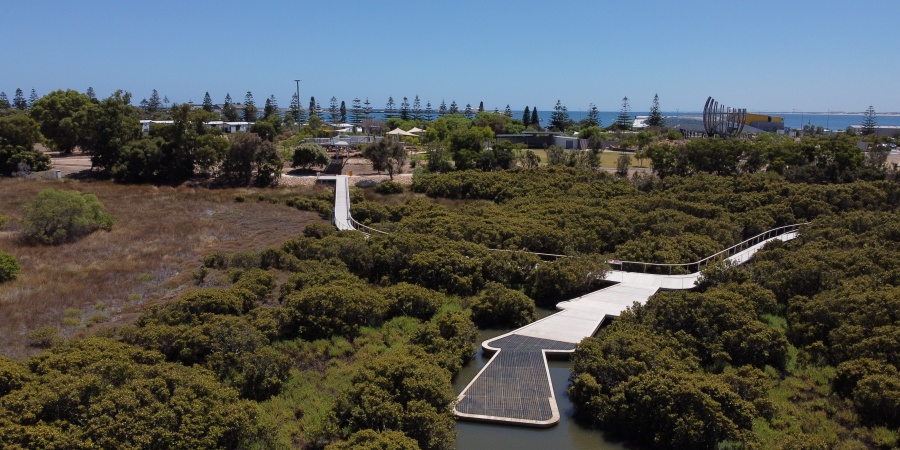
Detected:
left=349, top=216, right=390, bottom=235
left=613, top=222, right=808, bottom=274
left=332, top=175, right=807, bottom=271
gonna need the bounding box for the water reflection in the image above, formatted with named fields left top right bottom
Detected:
left=453, top=327, right=625, bottom=450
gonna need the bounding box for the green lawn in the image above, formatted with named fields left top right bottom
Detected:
left=525, top=149, right=649, bottom=168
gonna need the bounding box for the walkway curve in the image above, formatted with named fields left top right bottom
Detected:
left=319, top=177, right=805, bottom=427
left=454, top=226, right=803, bottom=427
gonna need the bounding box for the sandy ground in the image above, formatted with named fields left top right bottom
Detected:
left=280, top=157, right=415, bottom=187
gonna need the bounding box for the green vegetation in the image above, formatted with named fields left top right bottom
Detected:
left=2, top=85, right=899, bottom=450
left=0, top=251, right=19, bottom=283
left=570, top=208, right=900, bottom=449
left=291, top=142, right=329, bottom=170
left=375, top=180, right=404, bottom=194
left=21, top=189, right=115, bottom=245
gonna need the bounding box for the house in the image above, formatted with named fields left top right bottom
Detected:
left=495, top=131, right=585, bottom=149
left=141, top=120, right=252, bottom=134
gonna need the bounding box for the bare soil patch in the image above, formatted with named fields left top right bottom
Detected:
left=0, top=177, right=325, bottom=358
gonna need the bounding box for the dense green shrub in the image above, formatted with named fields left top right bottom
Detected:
left=325, top=429, right=421, bottom=450
left=0, top=338, right=256, bottom=449
left=334, top=352, right=455, bottom=450
left=283, top=282, right=387, bottom=340
left=410, top=309, right=477, bottom=373
left=383, top=282, right=445, bottom=321
left=0, top=144, right=51, bottom=175
left=20, top=189, right=115, bottom=244
left=375, top=180, right=404, bottom=194
left=470, top=282, right=535, bottom=328
left=525, top=256, right=608, bottom=307
left=291, top=142, right=328, bottom=169
left=0, top=250, right=20, bottom=283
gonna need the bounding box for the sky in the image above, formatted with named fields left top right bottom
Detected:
left=2, top=0, right=899, bottom=113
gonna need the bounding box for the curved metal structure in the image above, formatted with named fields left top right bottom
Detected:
left=703, top=96, right=747, bottom=138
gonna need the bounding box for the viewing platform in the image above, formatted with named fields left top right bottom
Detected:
left=453, top=226, right=802, bottom=427
left=317, top=177, right=804, bottom=428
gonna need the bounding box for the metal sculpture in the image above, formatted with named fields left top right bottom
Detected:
left=703, top=96, right=746, bottom=138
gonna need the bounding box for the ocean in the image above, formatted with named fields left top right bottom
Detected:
left=529, top=111, right=900, bottom=131
left=349, top=110, right=900, bottom=132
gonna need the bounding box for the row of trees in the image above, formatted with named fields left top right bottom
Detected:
left=641, top=133, right=893, bottom=183
left=0, top=89, right=285, bottom=185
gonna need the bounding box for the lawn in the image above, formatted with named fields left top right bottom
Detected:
left=526, top=149, right=650, bottom=168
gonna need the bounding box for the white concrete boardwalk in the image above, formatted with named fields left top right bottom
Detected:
left=318, top=175, right=355, bottom=231
left=455, top=228, right=802, bottom=427
left=490, top=230, right=800, bottom=350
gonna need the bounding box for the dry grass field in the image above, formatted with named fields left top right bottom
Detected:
left=0, top=177, right=326, bottom=358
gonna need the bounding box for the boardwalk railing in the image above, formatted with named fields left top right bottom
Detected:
left=349, top=217, right=390, bottom=236
left=328, top=179, right=807, bottom=273
left=483, top=223, right=808, bottom=274
left=613, top=223, right=808, bottom=274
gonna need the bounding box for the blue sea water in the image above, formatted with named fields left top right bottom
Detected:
left=360, top=109, right=900, bottom=132
left=530, top=111, right=900, bottom=131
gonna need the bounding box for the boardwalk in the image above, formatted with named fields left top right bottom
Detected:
left=318, top=175, right=355, bottom=231
left=454, top=229, right=801, bottom=427
left=318, top=179, right=802, bottom=427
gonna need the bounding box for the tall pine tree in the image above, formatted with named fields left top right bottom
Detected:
left=412, top=95, right=421, bottom=121
left=351, top=98, right=362, bottom=124
left=243, top=91, right=257, bottom=122
left=264, top=95, right=278, bottom=119
left=400, top=97, right=410, bottom=120
left=0, top=92, right=9, bottom=109
left=340, top=100, right=347, bottom=123
left=86, top=87, right=96, bottom=100
left=224, top=93, right=238, bottom=121
left=646, top=93, right=665, bottom=127
left=616, top=96, right=632, bottom=129
left=504, top=105, right=513, bottom=118
left=449, top=101, right=459, bottom=114
left=530, top=107, right=539, bottom=128
left=28, top=89, right=39, bottom=108
left=13, top=88, right=27, bottom=110
left=549, top=100, right=570, bottom=131
left=586, top=103, right=601, bottom=127
left=478, top=101, right=484, bottom=113
left=439, top=100, right=447, bottom=116
left=290, top=93, right=302, bottom=122
left=148, top=89, right=161, bottom=115
left=329, top=96, right=339, bottom=124
left=309, top=97, right=316, bottom=118
left=385, top=97, right=396, bottom=119
left=425, top=101, right=434, bottom=121
left=202, top=92, right=214, bottom=112
left=861, top=105, right=877, bottom=135
left=523, top=106, right=531, bottom=126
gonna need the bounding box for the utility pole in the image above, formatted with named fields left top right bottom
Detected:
left=294, top=79, right=301, bottom=131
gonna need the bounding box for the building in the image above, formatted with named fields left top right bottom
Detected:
left=847, top=125, right=900, bottom=137
left=140, top=120, right=252, bottom=134
left=495, top=131, right=585, bottom=149
left=745, top=113, right=784, bottom=133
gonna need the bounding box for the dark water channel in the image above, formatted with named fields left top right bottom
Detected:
left=452, top=324, right=627, bottom=450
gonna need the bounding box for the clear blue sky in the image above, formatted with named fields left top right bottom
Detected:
left=2, top=0, right=898, bottom=113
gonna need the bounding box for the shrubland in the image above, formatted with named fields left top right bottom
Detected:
left=0, top=132, right=898, bottom=448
